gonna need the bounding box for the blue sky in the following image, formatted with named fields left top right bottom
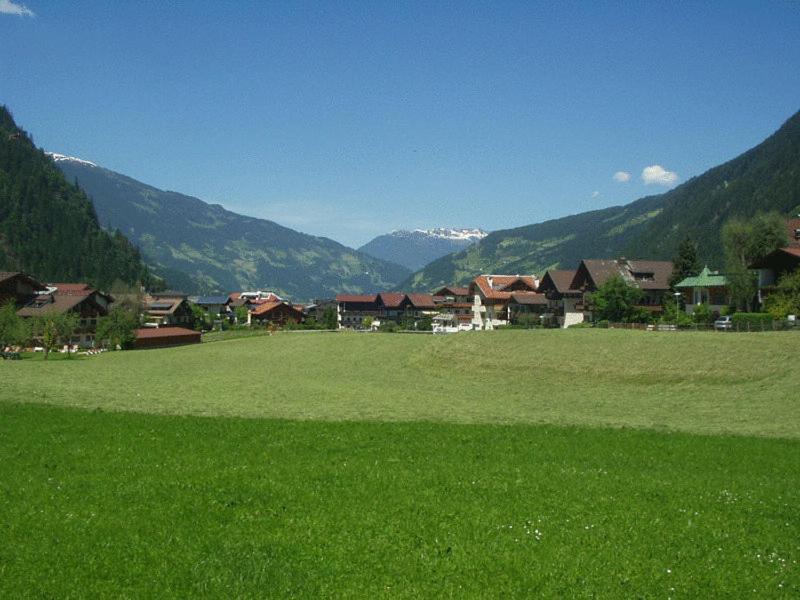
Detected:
left=2, top=2, right=799, bottom=247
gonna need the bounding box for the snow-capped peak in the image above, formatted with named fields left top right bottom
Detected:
left=402, top=227, right=488, bottom=241
left=46, top=152, right=97, bottom=168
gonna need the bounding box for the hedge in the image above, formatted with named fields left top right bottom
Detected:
left=731, top=313, right=775, bottom=329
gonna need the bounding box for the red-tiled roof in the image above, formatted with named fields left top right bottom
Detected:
left=250, top=301, right=303, bottom=317
left=378, top=292, right=405, bottom=308
left=406, top=293, right=436, bottom=309
left=49, top=282, right=91, bottom=292
left=135, top=327, right=200, bottom=339
left=472, top=274, right=538, bottom=300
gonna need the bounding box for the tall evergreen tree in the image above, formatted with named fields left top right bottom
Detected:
left=0, top=105, right=158, bottom=290
left=669, top=236, right=700, bottom=288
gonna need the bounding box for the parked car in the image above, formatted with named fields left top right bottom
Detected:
left=714, top=315, right=733, bottom=330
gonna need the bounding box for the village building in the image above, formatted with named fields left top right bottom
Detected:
left=336, top=294, right=380, bottom=329
left=751, top=247, right=800, bottom=304
left=569, top=259, right=673, bottom=321
left=508, top=292, right=549, bottom=323
left=468, top=275, right=541, bottom=330
left=249, top=301, right=305, bottom=326
left=16, top=282, right=114, bottom=347
left=401, top=294, right=437, bottom=320
left=0, top=271, right=46, bottom=307
left=190, top=295, right=230, bottom=318
left=376, top=292, right=405, bottom=322
left=132, top=326, right=201, bottom=350
left=537, top=269, right=583, bottom=327
left=432, top=286, right=474, bottom=329
left=335, top=292, right=439, bottom=329
left=143, top=293, right=195, bottom=328
left=674, top=266, right=729, bottom=314
left=305, top=298, right=337, bottom=325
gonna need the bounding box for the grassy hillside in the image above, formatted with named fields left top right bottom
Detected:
left=3, top=329, right=799, bottom=437
left=55, top=159, right=410, bottom=299
left=2, top=331, right=799, bottom=596
left=0, top=107, right=153, bottom=289
left=406, top=109, right=800, bottom=290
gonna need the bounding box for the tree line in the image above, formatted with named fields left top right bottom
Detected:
left=0, top=106, right=159, bottom=291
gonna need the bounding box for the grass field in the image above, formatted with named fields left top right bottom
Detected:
left=1, top=330, right=799, bottom=596
left=3, top=329, right=799, bottom=437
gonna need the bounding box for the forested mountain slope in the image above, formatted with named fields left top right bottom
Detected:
left=55, top=158, right=410, bottom=299
left=0, top=107, right=153, bottom=290
left=405, top=109, right=800, bottom=291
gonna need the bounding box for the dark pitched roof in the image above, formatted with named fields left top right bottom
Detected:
left=539, top=269, right=578, bottom=294
left=750, top=246, right=800, bottom=268
left=432, top=286, right=470, bottom=297
left=0, top=272, right=47, bottom=290
left=336, top=294, right=378, bottom=303
left=574, top=259, right=672, bottom=291
left=0, top=272, right=20, bottom=285
left=17, top=294, right=90, bottom=317
left=145, top=296, right=188, bottom=315
left=510, top=292, right=548, bottom=305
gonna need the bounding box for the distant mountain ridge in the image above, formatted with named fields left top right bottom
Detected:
left=0, top=107, right=153, bottom=290
left=404, top=109, right=800, bottom=291
left=359, top=228, right=488, bottom=271
left=53, top=156, right=410, bottom=299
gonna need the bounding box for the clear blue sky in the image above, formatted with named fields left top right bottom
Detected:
left=2, top=1, right=799, bottom=247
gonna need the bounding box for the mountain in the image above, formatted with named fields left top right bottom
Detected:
left=359, top=228, right=488, bottom=271
left=52, top=156, right=410, bottom=299
left=404, top=109, right=800, bottom=291
left=0, top=107, right=154, bottom=290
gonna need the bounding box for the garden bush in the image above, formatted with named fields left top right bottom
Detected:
left=731, top=312, right=775, bottom=330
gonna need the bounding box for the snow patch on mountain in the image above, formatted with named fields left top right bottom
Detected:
left=391, top=228, right=488, bottom=241
left=46, top=152, right=97, bottom=168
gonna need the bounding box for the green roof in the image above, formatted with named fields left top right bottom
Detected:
left=674, top=266, right=727, bottom=288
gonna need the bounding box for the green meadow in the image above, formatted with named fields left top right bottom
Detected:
left=1, top=330, right=799, bottom=596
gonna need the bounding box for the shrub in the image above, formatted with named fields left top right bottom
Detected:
left=378, top=320, right=399, bottom=333
left=596, top=320, right=610, bottom=329
left=692, top=303, right=714, bottom=324
left=731, top=312, right=775, bottom=330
